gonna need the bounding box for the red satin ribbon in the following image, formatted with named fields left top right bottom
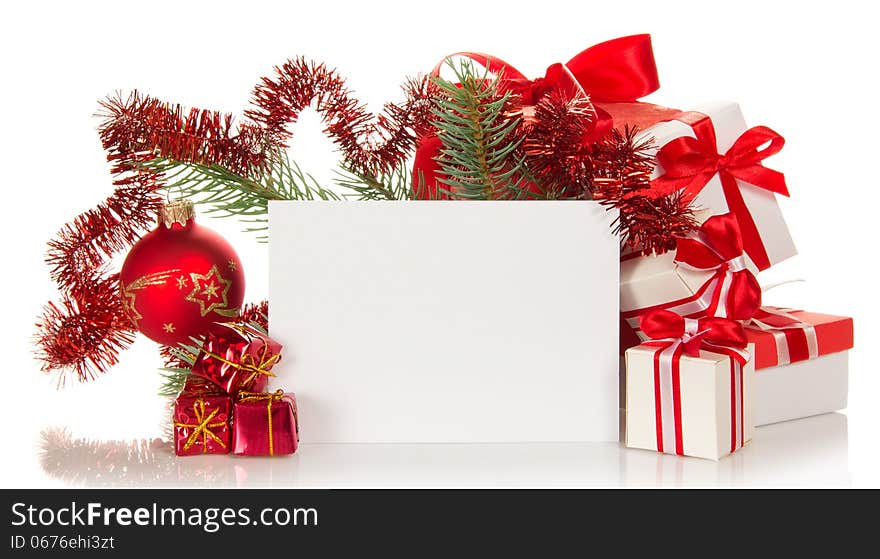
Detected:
left=641, top=309, right=749, bottom=358
left=414, top=34, right=660, bottom=199
left=747, top=307, right=818, bottom=366
left=674, top=212, right=762, bottom=321
left=652, top=112, right=788, bottom=270
left=640, top=308, right=749, bottom=455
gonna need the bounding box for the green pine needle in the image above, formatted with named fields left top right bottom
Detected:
left=155, top=323, right=267, bottom=399
left=158, top=367, right=192, bottom=398
left=140, top=148, right=340, bottom=241
left=431, top=60, right=532, bottom=200
left=335, top=165, right=416, bottom=200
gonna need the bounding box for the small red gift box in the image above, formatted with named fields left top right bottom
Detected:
left=232, top=390, right=299, bottom=456
left=173, top=394, right=231, bottom=456
left=191, top=323, right=282, bottom=394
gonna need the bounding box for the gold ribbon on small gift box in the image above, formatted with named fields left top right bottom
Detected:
left=201, top=342, right=281, bottom=388
left=237, top=389, right=299, bottom=456
left=174, top=398, right=228, bottom=453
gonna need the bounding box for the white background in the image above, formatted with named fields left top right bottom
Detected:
left=2, top=0, right=876, bottom=487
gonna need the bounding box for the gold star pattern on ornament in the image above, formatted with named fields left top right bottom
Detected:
left=120, top=269, right=181, bottom=327
left=176, top=275, right=188, bottom=290
left=227, top=259, right=237, bottom=272
left=163, top=322, right=176, bottom=333
left=184, top=264, right=235, bottom=317
left=201, top=280, right=220, bottom=299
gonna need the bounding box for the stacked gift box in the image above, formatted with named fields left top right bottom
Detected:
left=616, top=98, right=854, bottom=460
left=172, top=322, right=299, bottom=457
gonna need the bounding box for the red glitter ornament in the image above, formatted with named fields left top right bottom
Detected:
left=119, top=200, right=245, bottom=346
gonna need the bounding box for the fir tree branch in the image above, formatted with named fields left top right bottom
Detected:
left=335, top=165, right=417, bottom=200
left=139, top=148, right=340, bottom=241
left=157, top=340, right=202, bottom=398
left=158, top=367, right=192, bottom=398
left=431, top=61, right=530, bottom=200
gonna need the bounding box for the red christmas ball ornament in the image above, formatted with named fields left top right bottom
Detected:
left=119, top=199, right=245, bottom=346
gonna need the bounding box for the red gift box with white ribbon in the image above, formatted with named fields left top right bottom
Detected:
left=745, top=307, right=853, bottom=426
left=745, top=307, right=853, bottom=369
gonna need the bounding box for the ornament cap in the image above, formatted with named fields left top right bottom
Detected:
left=158, top=199, right=195, bottom=228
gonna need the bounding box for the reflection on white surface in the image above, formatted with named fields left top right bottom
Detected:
left=38, top=413, right=849, bottom=488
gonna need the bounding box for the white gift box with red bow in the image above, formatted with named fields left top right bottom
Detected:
left=625, top=309, right=755, bottom=461
left=626, top=345, right=756, bottom=461
left=637, top=101, right=796, bottom=271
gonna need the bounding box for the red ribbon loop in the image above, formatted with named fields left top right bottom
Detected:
left=432, top=34, right=659, bottom=105
left=565, top=34, right=661, bottom=102
left=655, top=123, right=788, bottom=200
left=674, top=213, right=762, bottom=321
left=641, top=309, right=748, bottom=360
left=650, top=112, right=788, bottom=271
left=415, top=35, right=660, bottom=198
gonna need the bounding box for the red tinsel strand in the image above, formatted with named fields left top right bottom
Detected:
left=589, top=126, right=655, bottom=200
left=609, top=190, right=699, bottom=255
left=46, top=184, right=161, bottom=292
left=583, top=125, right=697, bottom=254
left=237, top=300, right=269, bottom=331
left=97, top=91, right=270, bottom=177
left=247, top=58, right=436, bottom=175
left=34, top=274, right=136, bottom=386
left=520, top=90, right=598, bottom=198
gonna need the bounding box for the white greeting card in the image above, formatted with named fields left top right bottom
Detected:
left=269, top=201, right=620, bottom=443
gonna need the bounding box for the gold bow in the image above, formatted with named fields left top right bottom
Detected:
left=237, top=390, right=298, bottom=456
left=202, top=341, right=281, bottom=388
left=174, top=398, right=228, bottom=453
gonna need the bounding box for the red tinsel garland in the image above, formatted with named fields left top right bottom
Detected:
left=37, top=60, right=435, bottom=382
left=589, top=127, right=698, bottom=255
left=521, top=89, right=599, bottom=198
left=35, top=274, right=136, bottom=386
left=247, top=57, right=436, bottom=175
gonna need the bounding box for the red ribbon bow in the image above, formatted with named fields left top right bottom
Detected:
left=674, top=212, right=762, bottom=321
left=413, top=34, right=661, bottom=198
left=651, top=112, right=788, bottom=270
left=641, top=309, right=748, bottom=359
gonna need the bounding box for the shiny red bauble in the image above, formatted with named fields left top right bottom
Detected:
left=119, top=200, right=245, bottom=346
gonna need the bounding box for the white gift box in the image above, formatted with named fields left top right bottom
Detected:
left=619, top=249, right=759, bottom=340
left=268, top=201, right=620, bottom=443
left=625, top=343, right=755, bottom=461
left=755, top=351, right=849, bottom=426
left=620, top=251, right=712, bottom=336
left=637, top=101, right=796, bottom=271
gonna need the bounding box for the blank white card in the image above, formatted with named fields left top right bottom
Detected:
left=269, top=201, right=619, bottom=443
